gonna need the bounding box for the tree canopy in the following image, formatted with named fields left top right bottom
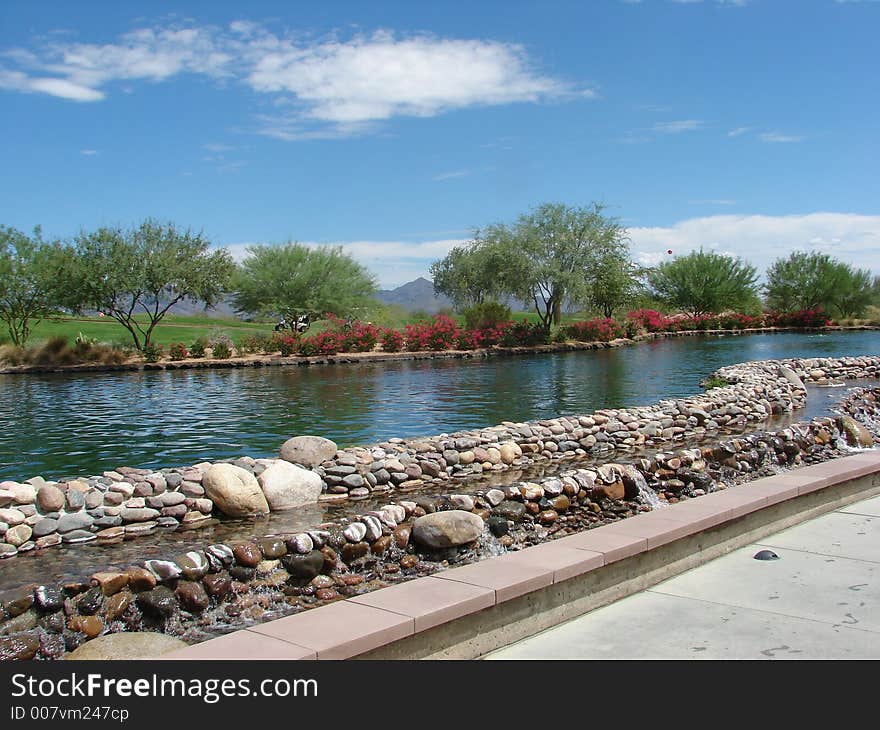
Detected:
left=647, top=248, right=760, bottom=317
left=0, top=225, right=62, bottom=346
left=231, top=242, right=378, bottom=322
left=55, top=219, right=234, bottom=350
left=764, top=251, right=873, bottom=318
left=431, top=202, right=632, bottom=330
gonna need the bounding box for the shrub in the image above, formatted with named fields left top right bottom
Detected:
left=627, top=309, right=672, bottom=333
left=168, top=342, right=188, bottom=361
left=273, top=334, right=299, bottom=356
left=404, top=314, right=460, bottom=351
left=765, top=310, right=832, bottom=328
left=379, top=328, right=405, bottom=352
left=702, top=376, right=730, bottom=390
left=1, top=338, right=128, bottom=367
left=338, top=320, right=379, bottom=352
left=189, top=337, right=207, bottom=358
left=499, top=321, right=550, bottom=347
left=562, top=317, right=627, bottom=343
left=297, top=330, right=339, bottom=356
left=237, top=332, right=271, bottom=355
left=716, top=312, right=763, bottom=330
left=143, top=342, right=163, bottom=363
left=462, top=301, right=512, bottom=330
left=0, top=345, right=26, bottom=366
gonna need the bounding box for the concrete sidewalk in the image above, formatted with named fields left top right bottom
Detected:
left=487, top=494, right=880, bottom=659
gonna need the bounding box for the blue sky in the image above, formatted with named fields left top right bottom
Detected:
left=1, top=0, right=878, bottom=287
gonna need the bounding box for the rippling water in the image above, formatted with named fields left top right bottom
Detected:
left=1, top=330, right=879, bottom=482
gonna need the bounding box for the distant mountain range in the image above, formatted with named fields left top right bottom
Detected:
left=376, top=277, right=454, bottom=314
left=164, top=276, right=519, bottom=318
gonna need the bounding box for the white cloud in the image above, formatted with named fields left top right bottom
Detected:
left=652, top=119, right=703, bottom=133
left=432, top=170, right=470, bottom=181
left=80, top=149, right=98, bottom=155
left=759, top=132, right=806, bottom=143
left=1, top=23, right=582, bottom=138
left=630, top=212, right=880, bottom=277
left=727, top=126, right=750, bottom=137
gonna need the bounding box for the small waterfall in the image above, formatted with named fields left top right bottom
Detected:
left=626, top=466, right=666, bottom=509
left=478, top=527, right=509, bottom=557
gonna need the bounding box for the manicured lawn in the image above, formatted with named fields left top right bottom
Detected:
left=28, top=315, right=274, bottom=348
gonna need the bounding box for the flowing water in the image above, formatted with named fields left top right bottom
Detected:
left=2, top=330, right=879, bottom=482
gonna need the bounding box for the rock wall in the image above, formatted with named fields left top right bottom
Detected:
left=0, top=381, right=878, bottom=660
left=1, top=355, right=878, bottom=563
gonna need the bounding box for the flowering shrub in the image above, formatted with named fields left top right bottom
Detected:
left=627, top=309, right=672, bottom=333
left=765, top=310, right=832, bottom=327
left=379, top=328, right=405, bottom=352
left=168, top=342, right=188, bottom=361
left=563, top=317, right=627, bottom=342
left=272, top=334, right=299, bottom=356
left=498, top=321, right=550, bottom=347
left=338, top=320, right=379, bottom=352
left=297, top=329, right=339, bottom=356
left=237, top=333, right=271, bottom=355
left=716, top=312, right=763, bottom=329
left=404, top=314, right=460, bottom=351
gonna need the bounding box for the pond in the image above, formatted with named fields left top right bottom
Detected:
left=1, top=330, right=879, bottom=482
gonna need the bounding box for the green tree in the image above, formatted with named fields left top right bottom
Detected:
left=231, top=242, right=378, bottom=322
left=588, top=256, right=645, bottom=317
left=429, top=230, right=514, bottom=310
left=57, top=220, right=234, bottom=351
left=647, top=248, right=759, bottom=317
left=0, top=225, right=63, bottom=346
left=764, top=251, right=873, bottom=317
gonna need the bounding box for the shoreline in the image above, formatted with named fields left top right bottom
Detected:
left=2, top=324, right=878, bottom=376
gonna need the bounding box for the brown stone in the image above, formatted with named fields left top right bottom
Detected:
left=370, top=535, right=392, bottom=555
left=175, top=580, right=209, bottom=613
left=538, top=510, right=558, bottom=524
left=36, top=485, right=65, bottom=513
left=202, top=572, right=232, bottom=599
left=96, top=526, right=125, bottom=543
left=319, top=546, right=338, bottom=573
left=79, top=615, right=103, bottom=639
left=257, top=537, right=287, bottom=559
left=0, top=633, right=39, bottom=661
left=392, top=525, right=411, bottom=549
left=399, top=554, right=419, bottom=569
left=315, top=588, right=339, bottom=601
left=341, top=541, right=369, bottom=563
left=592, top=481, right=626, bottom=501
left=231, top=541, right=261, bottom=567
left=105, top=590, right=132, bottom=620
left=125, top=566, right=157, bottom=593
left=550, top=495, right=571, bottom=511
left=90, top=572, right=129, bottom=596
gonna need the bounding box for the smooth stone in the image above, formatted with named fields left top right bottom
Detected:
left=257, top=460, right=323, bottom=511
left=175, top=581, right=209, bottom=613
left=136, top=586, right=178, bottom=619
left=90, top=571, right=129, bottom=596
left=66, top=632, right=187, bottom=660
left=56, top=512, right=94, bottom=533
left=202, top=464, right=269, bottom=517
left=36, top=485, right=65, bottom=513
left=281, top=550, right=325, bottom=580
left=411, top=510, right=484, bottom=549
left=62, top=530, right=96, bottom=544
left=279, top=436, right=338, bottom=468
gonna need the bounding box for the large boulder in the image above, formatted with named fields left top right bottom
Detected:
left=66, top=632, right=188, bottom=660
left=838, top=416, right=874, bottom=448
left=411, top=510, right=484, bottom=549
left=202, top=464, right=269, bottom=517
left=258, top=460, right=323, bottom=511
left=280, top=436, right=338, bottom=467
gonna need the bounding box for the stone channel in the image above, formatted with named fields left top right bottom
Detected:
left=0, top=355, right=878, bottom=659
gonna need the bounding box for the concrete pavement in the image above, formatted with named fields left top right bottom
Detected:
left=487, top=494, right=880, bottom=659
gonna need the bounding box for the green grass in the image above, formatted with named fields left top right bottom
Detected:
left=28, top=315, right=274, bottom=348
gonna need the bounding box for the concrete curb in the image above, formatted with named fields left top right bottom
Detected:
left=161, top=450, right=880, bottom=661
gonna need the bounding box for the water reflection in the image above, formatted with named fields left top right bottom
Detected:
left=1, top=330, right=879, bottom=480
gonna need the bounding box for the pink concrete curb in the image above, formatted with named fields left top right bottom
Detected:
left=162, top=451, right=880, bottom=661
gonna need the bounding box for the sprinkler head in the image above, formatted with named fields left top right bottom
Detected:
left=753, top=549, right=780, bottom=561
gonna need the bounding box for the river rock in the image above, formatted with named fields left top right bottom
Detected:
left=202, top=464, right=269, bottom=517
left=66, top=632, right=187, bottom=660
left=411, top=510, right=484, bottom=549
left=257, top=460, right=323, bottom=511
left=838, top=416, right=874, bottom=448
left=136, top=586, right=178, bottom=619
left=56, top=512, right=93, bottom=533
left=90, top=572, right=129, bottom=596
left=36, top=485, right=65, bottom=513
left=5, top=524, right=31, bottom=547
left=281, top=550, right=325, bottom=580
left=0, top=633, right=40, bottom=661
left=279, top=436, right=338, bottom=468
left=175, top=581, right=209, bottom=613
